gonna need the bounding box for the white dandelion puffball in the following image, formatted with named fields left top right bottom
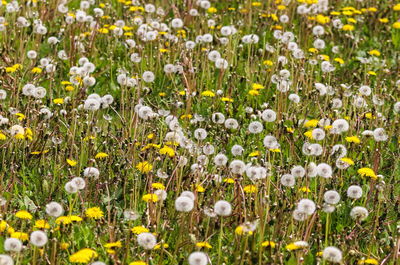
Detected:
left=30, top=231, right=48, bottom=247
left=175, top=196, right=194, bottom=212
left=0, top=255, right=13, bottom=265
left=323, top=190, right=340, bottom=205
left=137, top=232, right=157, bottom=249
left=347, top=185, right=363, bottom=199
left=297, top=199, right=316, bottom=215
left=350, top=206, right=369, bottom=221
left=4, top=238, right=22, bottom=252
left=214, top=200, right=232, bottom=216
left=322, top=246, right=342, bottom=263
left=45, top=202, right=64, bottom=217
left=188, top=251, right=209, bottom=265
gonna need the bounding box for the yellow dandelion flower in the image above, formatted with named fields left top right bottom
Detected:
left=16, top=113, right=25, bottom=120
left=286, top=127, right=295, bottom=133
left=53, top=98, right=64, bottom=104
left=69, top=248, right=98, bottom=263
left=379, top=18, right=388, bottom=23
left=334, top=58, right=344, bottom=64
left=201, top=90, right=215, bottom=97
left=131, top=226, right=149, bottom=234
left=196, top=242, right=212, bottom=248
left=358, top=258, right=379, bottom=264
left=357, top=168, right=377, bottom=180
left=340, top=157, right=354, bottom=165
left=316, top=14, right=330, bottom=24
left=269, top=148, right=280, bottom=153
left=85, top=207, right=104, bottom=219
left=393, top=22, right=400, bottom=29
left=142, top=194, right=158, bottom=203
left=304, top=130, right=314, bottom=140
left=104, top=241, right=122, bottom=249
left=299, top=186, right=311, bottom=192
left=249, top=150, right=260, bottom=157
left=11, top=232, right=29, bottom=241
left=207, top=7, right=217, bottom=13
left=304, top=119, right=319, bottom=128
left=95, top=152, right=108, bottom=159
left=129, top=261, right=148, bottom=265
left=67, top=159, right=77, bottom=167
left=369, top=50, right=380, bottom=56
left=61, top=242, right=70, bottom=250
left=31, top=67, right=42, bottom=73
left=152, top=182, right=166, bottom=190
left=252, top=83, right=264, bottom=90
left=34, top=220, right=50, bottom=229
left=342, top=24, right=354, bottom=31
left=345, top=136, right=361, bottom=144
left=153, top=243, right=168, bottom=250
left=15, top=210, right=33, bottom=220
left=159, top=146, right=175, bottom=157
left=98, top=28, right=109, bottom=34
left=136, top=161, right=152, bottom=173
left=235, top=225, right=253, bottom=235
left=195, top=184, right=205, bottom=192
left=249, top=90, right=259, bottom=96
left=0, top=220, right=14, bottom=234
left=285, top=242, right=308, bottom=251
left=243, top=185, right=257, bottom=194
left=263, top=60, right=273, bottom=66
left=224, top=178, right=235, bottom=184
left=221, top=97, right=233, bottom=102
left=262, top=241, right=276, bottom=248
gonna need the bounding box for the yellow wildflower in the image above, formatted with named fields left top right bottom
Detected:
left=252, top=83, right=264, bottom=90
left=31, top=67, right=42, bottom=73
left=358, top=259, right=379, bottom=265
left=136, top=161, right=152, bottom=173
left=67, top=159, right=77, bottom=167
left=131, top=226, right=149, bottom=234
left=129, top=262, right=148, bottom=265
left=201, top=90, right=215, bottom=97
left=15, top=210, right=33, bottom=220
left=342, top=24, right=354, bottom=31
left=159, top=146, right=175, bottom=157
left=357, top=168, right=377, bottom=180
left=69, top=248, right=98, bottom=263
left=86, top=207, right=104, bottom=219
left=11, top=232, right=29, bottom=241
left=95, top=152, right=108, bottom=159
left=248, top=151, right=260, bottom=157
left=53, top=98, right=64, bottom=104
left=369, top=50, right=380, bottom=56
left=243, top=185, right=257, bottom=194
left=249, top=90, right=259, bottom=96
left=34, top=220, right=50, bottom=229
left=196, top=242, right=212, bottom=249
left=345, top=136, right=360, bottom=144
left=235, top=225, right=253, bottom=235
left=262, top=241, right=276, bottom=248
left=142, top=194, right=158, bottom=203
left=304, top=119, right=319, bottom=128
left=151, top=182, right=166, bottom=190
left=340, top=157, right=354, bottom=165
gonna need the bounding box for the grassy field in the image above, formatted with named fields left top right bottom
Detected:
left=0, top=0, right=400, bottom=264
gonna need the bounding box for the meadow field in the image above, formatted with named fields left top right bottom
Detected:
left=0, top=0, right=400, bottom=264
